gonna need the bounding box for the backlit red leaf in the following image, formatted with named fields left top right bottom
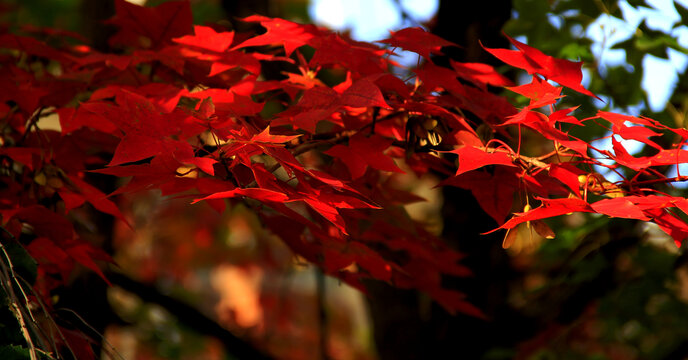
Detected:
left=450, top=60, right=514, bottom=89
left=590, top=198, right=650, bottom=220
left=451, top=146, right=516, bottom=176
left=379, top=27, right=458, bottom=59
left=233, top=15, right=322, bottom=56
left=173, top=25, right=234, bottom=52
left=483, top=35, right=599, bottom=99
left=192, top=188, right=289, bottom=204
left=496, top=197, right=593, bottom=231
left=325, top=133, right=403, bottom=179
left=109, top=134, right=165, bottom=166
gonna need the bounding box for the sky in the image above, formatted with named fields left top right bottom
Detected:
left=585, top=0, right=688, bottom=112
left=309, top=0, right=437, bottom=67
left=310, top=0, right=437, bottom=41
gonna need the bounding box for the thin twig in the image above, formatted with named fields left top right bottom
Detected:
left=18, top=107, right=45, bottom=145
left=0, top=241, right=38, bottom=360
left=16, top=276, right=67, bottom=360
left=56, top=308, right=126, bottom=360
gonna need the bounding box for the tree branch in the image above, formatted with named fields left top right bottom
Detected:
left=106, top=271, right=273, bottom=360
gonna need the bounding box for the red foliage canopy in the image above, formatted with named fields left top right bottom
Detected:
left=2, top=0, right=688, bottom=356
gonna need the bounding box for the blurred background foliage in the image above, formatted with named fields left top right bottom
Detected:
left=2, top=0, right=688, bottom=359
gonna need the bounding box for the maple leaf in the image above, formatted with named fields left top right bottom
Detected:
left=415, top=62, right=466, bottom=94
left=62, top=175, right=127, bottom=223
left=506, top=75, right=562, bottom=106
left=339, top=77, right=390, bottom=108
left=441, top=167, right=520, bottom=224
left=0, top=147, right=42, bottom=170
left=450, top=60, right=514, bottom=90
left=173, top=25, right=234, bottom=52
left=449, top=146, right=516, bottom=176
left=0, top=34, right=73, bottom=63
left=283, top=71, right=326, bottom=89
left=496, top=197, right=593, bottom=231
left=549, top=107, right=583, bottom=125
left=483, top=34, right=600, bottom=99
left=623, top=195, right=688, bottom=211
left=186, top=88, right=264, bottom=116
left=11, top=3, right=688, bottom=339
left=549, top=163, right=585, bottom=197
left=109, top=134, right=165, bottom=166
left=0, top=66, right=50, bottom=113
left=108, top=0, right=192, bottom=49
left=274, top=77, right=389, bottom=132
left=309, top=33, right=389, bottom=75
left=325, top=133, right=403, bottom=179
left=26, top=237, right=72, bottom=281
left=611, top=137, right=652, bottom=171
left=250, top=126, right=301, bottom=144
left=378, top=27, right=459, bottom=59
left=91, top=154, right=188, bottom=196
left=15, top=206, right=75, bottom=243
left=232, top=15, right=322, bottom=56
left=590, top=197, right=650, bottom=220
left=648, top=208, right=688, bottom=244
left=72, top=50, right=132, bottom=71
left=597, top=111, right=662, bottom=149
left=192, top=188, right=290, bottom=204
left=64, top=242, right=112, bottom=285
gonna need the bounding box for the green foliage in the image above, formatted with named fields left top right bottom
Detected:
left=0, top=0, right=82, bottom=31
left=0, top=345, right=31, bottom=360
left=507, top=0, right=688, bottom=121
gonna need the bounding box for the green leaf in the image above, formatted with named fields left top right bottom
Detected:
left=603, top=66, right=644, bottom=107
left=633, top=21, right=688, bottom=58
left=676, top=1, right=688, bottom=24
left=559, top=41, right=594, bottom=62
left=1, top=241, right=37, bottom=287
left=0, top=345, right=30, bottom=360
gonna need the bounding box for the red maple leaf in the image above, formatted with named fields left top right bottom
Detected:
left=0, top=34, right=73, bottom=63
left=109, top=134, right=165, bottom=166
left=186, top=88, right=264, bottom=117
left=506, top=75, right=562, bottom=106
left=450, top=60, right=514, bottom=90
left=192, top=188, right=290, bottom=204
left=232, top=15, right=323, bottom=56
left=597, top=111, right=662, bottom=150
left=173, top=25, right=234, bottom=52
left=250, top=126, right=301, bottom=144
left=450, top=146, right=516, bottom=176
left=325, top=133, right=403, bottom=179
left=483, top=34, right=599, bottom=99
left=590, top=197, right=650, bottom=220
left=108, top=0, right=192, bottom=49
left=441, top=167, right=520, bottom=224
left=496, top=197, right=593, bottom=231
left=379, top=27, right=459, bottom=59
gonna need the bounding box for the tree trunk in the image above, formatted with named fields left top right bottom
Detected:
left=365, top=2, right=529, bottom=359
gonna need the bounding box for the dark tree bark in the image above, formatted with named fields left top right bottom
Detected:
left=365, top=2, right=528, bottom=359
left=222, top=0, right=271, bottom=32
left=80, top=0, right=116, bottom=52
left=433, top=1, right=523, bottom=357
left=433, top=0, right=512, bottom=66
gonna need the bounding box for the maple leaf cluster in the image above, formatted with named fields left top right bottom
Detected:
left=2, top=0, right=688, bottom=356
